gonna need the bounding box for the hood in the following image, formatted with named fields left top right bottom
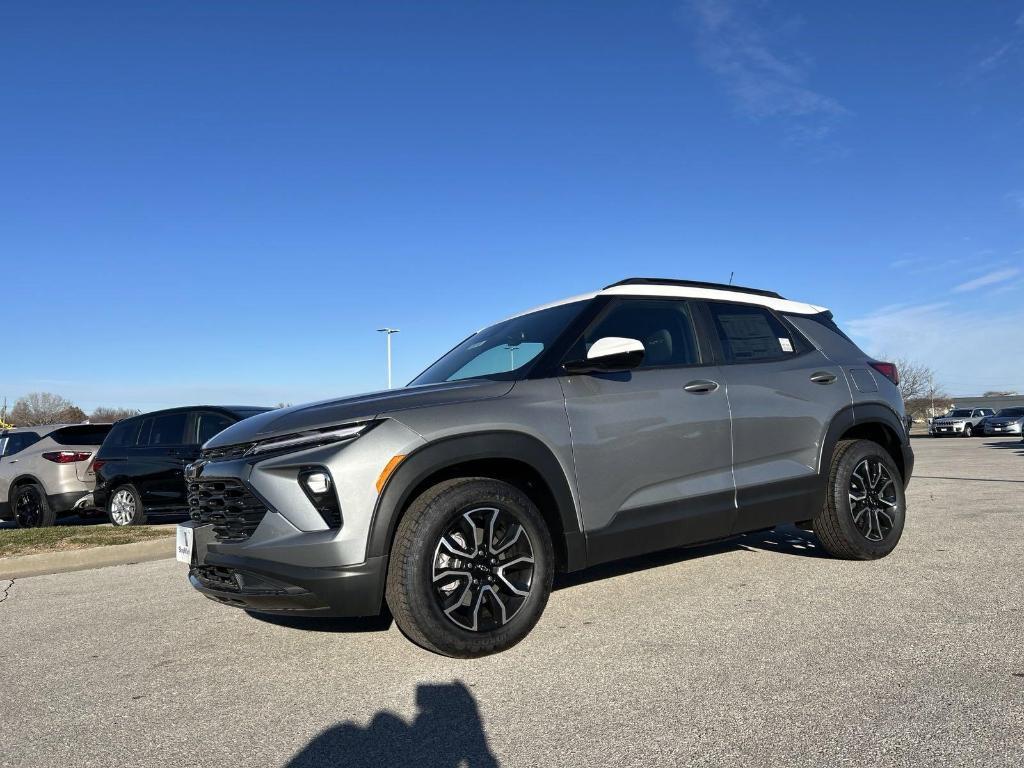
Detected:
left=206, top=379, right=514, bottom=447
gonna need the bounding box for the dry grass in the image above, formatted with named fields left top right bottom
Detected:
left=0, top=524, right=174, bottom=558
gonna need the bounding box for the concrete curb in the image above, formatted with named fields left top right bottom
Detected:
left=0, top=537, right=175, bottom=579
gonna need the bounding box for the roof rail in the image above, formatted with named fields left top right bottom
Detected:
left=604, top=277, right=784, bottom=300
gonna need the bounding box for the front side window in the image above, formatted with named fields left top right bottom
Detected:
left=411, top=301, right=587, bottom=385
left=565, top=299, right=700, bottom=368
left=707, top=302, right=798, bottom=363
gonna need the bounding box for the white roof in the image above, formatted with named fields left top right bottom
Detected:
left=505, top=282, right=827, bottom=321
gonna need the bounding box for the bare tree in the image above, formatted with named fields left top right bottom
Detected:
left=9, top=392, right=87, bottom=426
left=885, top=357, right=935, bottom=403
left=90, top=406, right=142, bottom=423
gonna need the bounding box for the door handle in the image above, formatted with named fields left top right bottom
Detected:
left=684, top=379, right=720, bottom=394
left=810, top=372, right=837, bottom=384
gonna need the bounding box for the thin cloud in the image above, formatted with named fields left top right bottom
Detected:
left=688, top=0, right=848, bottom=138
left=952, top=267, right=1021, bottom=292
left=847, top=302, right=1024, bottom=393
left=966, top=10, right=1024, bottom=77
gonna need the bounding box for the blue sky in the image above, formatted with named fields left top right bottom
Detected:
left=3, top=0, right=1023, bottom=411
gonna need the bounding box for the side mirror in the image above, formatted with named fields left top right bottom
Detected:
left=563, top=336, right=645, bottom=374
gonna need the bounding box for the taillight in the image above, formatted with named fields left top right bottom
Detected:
left=42, top=451, right=92, bottom=463
left=869, top=361, right=900, bottom=386
left=91, top=459, right=107, bottom=473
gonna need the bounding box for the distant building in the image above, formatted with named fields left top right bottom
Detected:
left=950, top=394, right=1024, bottom=412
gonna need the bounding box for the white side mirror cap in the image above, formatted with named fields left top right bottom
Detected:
left=587, top=336, right=645, bottom=361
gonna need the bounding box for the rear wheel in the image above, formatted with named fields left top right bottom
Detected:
left=386, top=478, right=554, bottom=657
left=813, top=439, right=906, bottom=560
left=13, top=483, right=57, bottom=528
left=108, top=485, right=147, bottom=526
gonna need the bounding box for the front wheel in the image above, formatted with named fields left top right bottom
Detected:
left=108, top=485, right=147, bottom=526
left=813, top=439, right=906, bottom=560
left=13, top=483, right=57, bottom=528
left=386, top=477, right=554, bottom=657
left=963, top=424, right=974, bottom=438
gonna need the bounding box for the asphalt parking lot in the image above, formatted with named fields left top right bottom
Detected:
left=2, top=436, right=1022, bottom=768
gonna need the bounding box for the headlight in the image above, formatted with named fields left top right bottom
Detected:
left=245, top=423, right=369, bottom=457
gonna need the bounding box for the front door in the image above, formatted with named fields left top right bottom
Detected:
left=559, top=297, right=736, bottom=565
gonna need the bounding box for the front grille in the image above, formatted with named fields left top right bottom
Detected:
left=201, top=442, right=256, bottom=461
left=188, top=478, right=269, bottom=542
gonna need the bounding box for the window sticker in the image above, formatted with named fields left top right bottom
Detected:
left=779, top=337, right=794, bottom=353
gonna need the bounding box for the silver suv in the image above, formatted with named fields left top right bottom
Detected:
left=179, top=278, right=914, bottom=656
left=0, top=424, right=113, bottom=527
left=929, top=408, right=994, bottom=438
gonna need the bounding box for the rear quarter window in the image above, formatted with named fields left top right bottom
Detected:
left=51, top=425, right=113, bottom=446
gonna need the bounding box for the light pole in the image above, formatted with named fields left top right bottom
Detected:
left=377, top=328, right=400, bottom=389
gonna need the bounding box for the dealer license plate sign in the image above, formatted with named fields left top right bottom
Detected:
left=176, top=525, right=194, bottom=564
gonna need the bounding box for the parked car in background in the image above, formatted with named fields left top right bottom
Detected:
left=928, top=408, right=994, bottom=437
left=178, top=277, right=913, bottom=657
left=983, top=407, right=1024, bottom=436
left=92, top=406, right=269, bottom=526
left=0, top=424, right=113, bottom=527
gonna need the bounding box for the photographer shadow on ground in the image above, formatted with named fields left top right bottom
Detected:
left=286, top=681, right=499, bottom=768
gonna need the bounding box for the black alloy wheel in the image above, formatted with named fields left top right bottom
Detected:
left=13, top=484, right=55, bottom=528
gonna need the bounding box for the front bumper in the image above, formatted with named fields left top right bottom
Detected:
left=180, top=418, right=425, bottom=618
left=984, top=424, right=1022, bottom=435
left=183, top=521, right=387, bottom=617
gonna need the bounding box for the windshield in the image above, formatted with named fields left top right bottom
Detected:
left=996, top=408, right=1024, bottom=417
left=947, top=409, right=972, bottom=418
left=411, top=301, right=587, bottom=385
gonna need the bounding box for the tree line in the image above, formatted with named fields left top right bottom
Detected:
left=2, top=392, right=140, bottom=427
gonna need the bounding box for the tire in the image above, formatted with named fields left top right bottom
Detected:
left=107, top=484, right=147, bottom=526
left=385, top=477, right=554, bottom=657
left=963, top=423, right=974, bottom=438
left=812, top=439, right=906, bottom=560
left=12, top=483, right=57, bottom=528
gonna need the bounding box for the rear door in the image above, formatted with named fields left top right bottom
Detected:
left=701, top=300, right=852, bottom=533
left=133, top=411, right=190, bottom=508
left=559, top=297, right=736, bottom=564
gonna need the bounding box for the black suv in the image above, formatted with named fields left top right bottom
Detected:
left=93, top=406, right=268, bottom=525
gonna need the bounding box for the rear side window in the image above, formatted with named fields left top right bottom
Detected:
left=148, top=412, right=187, bottom=446
left=50, top=425, right=113, bottom=446
left=707, top=302, right=799, bottom=363
left=2, top=432, right=41, bottom=457
left=193, top=412, right=235, bottom=445
left=568, top=299, right=700, bottom=368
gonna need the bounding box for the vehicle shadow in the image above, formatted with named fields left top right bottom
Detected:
left=981, top=440, right=1024, bottom=454
left=250, top=526, right=827, bottom=630
left=0, top=514, right=109, bottom=531
left=245, top=609, right=394, bottom=633
left=285, top=681, right=498, bottom=768
left=555, top=524, right=825, bottom=592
